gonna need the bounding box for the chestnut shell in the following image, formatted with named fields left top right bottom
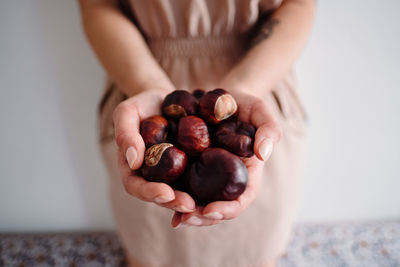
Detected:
left=140, top=115, right=168, bottom=147
left=141, top=144, right=187, bottom=184
left=199, top=88, right=238, bottom=124
left=186, top=148, right=248, bottom=204
left=162, top=90, right=199, bottom=119
left=177, top=116, right=210, bottom=156
left=214, top=120, right=256, bottom=157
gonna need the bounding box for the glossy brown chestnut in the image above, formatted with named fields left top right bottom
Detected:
left=186, top=148, right=248, bottom=204
left=162, top=90, right=199, bottom=119
left=236, top=121, right=256, bottom=137
left=141, top=143, right=187, bottom=184
left=192, top=89, right=206, bottom=99
left=199, top=88, right=238, bottom=124
left=140, top=115, right=168, bottom=148
left=214, top=120, right=256, bottom=157
left=177, top=116, right=210, bottom=156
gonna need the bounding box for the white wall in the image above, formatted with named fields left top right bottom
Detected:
left=0, top=0, right=399, bottom=232
left=0, top=1, right=112, bottom=232
left=296, top=0, right=400, bottom=222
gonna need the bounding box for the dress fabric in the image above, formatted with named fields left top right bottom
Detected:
left=99, top=0, right=307, bottom=266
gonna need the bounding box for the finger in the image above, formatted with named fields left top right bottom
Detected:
left=113, top=99, right=146, bottom=170
left=249, top=99, right=282, bottom=161
left=201, top=191, right=251, bottom=221
left=117, top=150, right=175, bottom=203
left=158, top=190, right=196, bottom=213
left=180, top=209, right=224, bottom=227
left=123, top=176, right=175, bottom=203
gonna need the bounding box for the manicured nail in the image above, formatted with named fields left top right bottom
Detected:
left=126, top=147, right=137, bottom=169
left=259, top=139, right=273, bottom=161
left=154, top=195, right=174, bottom=204
left=174, top=205, right=195, bottom=213
left=203, top=212, right=223, bottom=220
left=186, top=216, right=202, bottom=226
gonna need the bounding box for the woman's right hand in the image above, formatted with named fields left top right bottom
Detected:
left=113, top=89, right=196, bottom=213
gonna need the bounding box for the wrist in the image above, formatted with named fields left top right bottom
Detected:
left=124, top=79, right=175, bottom=98
left=218, top=77, right=269, bottom=98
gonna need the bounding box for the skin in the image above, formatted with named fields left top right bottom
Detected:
left=78, top=0, right=314, bottom=265
left=219, top=0, right=316, bottom=96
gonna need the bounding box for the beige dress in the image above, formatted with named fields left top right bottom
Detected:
left=99, top=0, right=307, bottom=266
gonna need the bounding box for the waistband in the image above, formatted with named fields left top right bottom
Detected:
left=147, top=35, right=249, bottom=58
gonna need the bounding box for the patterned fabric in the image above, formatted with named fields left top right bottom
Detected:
left=0, top=232, right=127, bottom=267
left=279, top=220, right=400, bottom=267
left=0, top=220, right=399, bottom=267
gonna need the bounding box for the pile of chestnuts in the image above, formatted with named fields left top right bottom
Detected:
left=140, top=89, right=256, bottom=205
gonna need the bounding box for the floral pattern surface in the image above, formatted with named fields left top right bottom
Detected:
left=0, top=220, right=399, bottom=267
left=279, top=220, right=400, bottom=267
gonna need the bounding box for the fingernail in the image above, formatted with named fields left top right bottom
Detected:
left=126, top=147, right=137, bottom=169
left=259, top=139, right=273, bottom=161
left=186, top=216, right=202, bottom=226
left=174, top=205, right=195, bottom=213
left=154, top=195, right=174, bottom=204
left=203, top=212, right=223, bottom=220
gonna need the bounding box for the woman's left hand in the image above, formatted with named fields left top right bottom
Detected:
left=171, top=90, right=282, bottom=227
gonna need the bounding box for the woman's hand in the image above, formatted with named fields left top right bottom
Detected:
left=114, top=88, right=281, bottom=227
left=171, top=91, right=282, bottom=227
left=113, top=89, right=197, bottom=213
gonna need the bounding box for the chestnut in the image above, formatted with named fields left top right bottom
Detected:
left=141, top=143, right=187, bottom=184
left=186, top=148, right=248, bottom=204
left=177, top=116, right=210, bottom=156
left=192, top=89, right=206, bottom=99
left=199, top=88, right=238, bottom=124
left=162, top=90, right=199, bottom=119
left=140, top=115, right=168, bottom=148
left=166, top=119, right=178, bottom=144
left=236, top=121, right=256, bottom=137
left=214, top=120, right=256, bottom=157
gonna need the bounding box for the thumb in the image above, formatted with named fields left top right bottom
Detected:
left=113, top=100, right=146, bottom=170
left=250, top=100, right=282, bottom=161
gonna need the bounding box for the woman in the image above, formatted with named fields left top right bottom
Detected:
left=78, top=0, right=315, bottom=266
